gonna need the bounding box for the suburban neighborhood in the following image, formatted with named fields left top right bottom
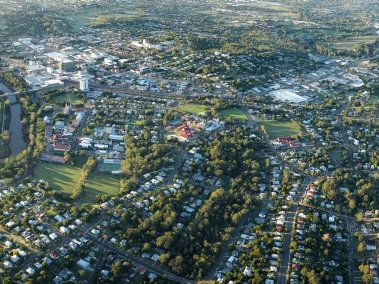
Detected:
left=0, top=0, right=378, bottom=283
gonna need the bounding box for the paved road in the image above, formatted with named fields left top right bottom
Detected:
left=346, top=217, right=355, bottom=284
left=88, top=246, right=105, bottom=283
left=277, top=176, right=313, bottom=284
left=298, top=202, right=356, bottom=284
left=203, top=203, right=259, bottom=280
left=86, top=234, right=195, bottom=284
left=94, top=85, right=234, bottom=100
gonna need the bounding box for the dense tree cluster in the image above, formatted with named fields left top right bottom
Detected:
left=71, top=157, right=96, bottom=200
left=121, top=135, right=172, bottom=192
left=115, top=127, right=262, bottom=278
left=4, top=11, right=70, bottom=37
left=0, top=72, right=26, bottom=93
left=0, top=97, right=44, bottom=181
left=317, top=169, right=378, bottom=213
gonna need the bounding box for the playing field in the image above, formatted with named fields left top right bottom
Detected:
left=79, top=173, right=120, bottom=203
left=261, top=120, right=301, bottom=139
left=51, top=93, right=83, bottom=105
left=219, top=108, right=248, bottom=121
left=34, top=162, right=81, bottom=194
left=327, top=36, right=376, bottom=51
left=178, top=104, right=208, bottom=114
left=68, top=8, right=140, bottom=29
left=34, top=162, right=119, bottom=202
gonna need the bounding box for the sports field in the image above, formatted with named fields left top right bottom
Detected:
left=51, top=92, right=83, bottom=105
left=178, top=103, right=209, bottom=114
left=34, top=162, right=119, bottom=202
left=34, top=162, right=81, bottom=194
left=80, top=173, right=120, bottom=202
left=219, top=108, right=248, bottom=121
left=261, top=120, right=301, bottom=139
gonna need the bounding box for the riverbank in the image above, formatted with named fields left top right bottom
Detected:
left=0, top=82, right=27, bottom=156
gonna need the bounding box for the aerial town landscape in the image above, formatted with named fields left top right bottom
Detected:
left=0, top=0, right=378, bottom=283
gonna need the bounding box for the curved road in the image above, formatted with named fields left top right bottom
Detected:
left=86, top=234, right=196, bottom=284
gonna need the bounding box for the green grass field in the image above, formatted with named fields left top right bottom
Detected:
left=133, top=120, right=146, bottom=126
left=328, top=36, right=376, bottom=51
left=80, top=173, right=120, bottom=202
left=219, top=108, right=248, bottom=121
left=34, top=162, right=81, bottom=194
left=178, top=104, right=209, bottom=114
left=68, top=7, right=139, bottom=29
left=52, top=93, right=83, bottom=105
left=34, top=162, right=119, bottom=202
left=330, top=147, right=344, bottom=162
left=261, top=120, right=301, bottom=139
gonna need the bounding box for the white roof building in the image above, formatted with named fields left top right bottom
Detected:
left=269, top=89, right=307, bottom=104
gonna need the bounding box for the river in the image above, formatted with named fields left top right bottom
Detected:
left=0, top=82, right=27, bottom=156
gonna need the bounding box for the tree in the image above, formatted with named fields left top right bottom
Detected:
left=159, top=253, right=171, bottom=265
left=348, top=198, right=356, bottom=211
left=359, top=263, right=374, bottom=284
left=78, top=270, right=87, bottom=278
left=169, top=255, right=184, bottom=274
left=2, top=277, right=14, bottom=284
left=63, top=151, right=71, bottom=163
left=110, top=261, right=123, bottom=281
left=357, top=242, right=365, bottom=253
left=307, top=270, right=320, bottom=284
left=356, top=212, right=364, bottom=222
left=2, top=130, right=10, bottom=144
left=322, top=178, right=337, bottom=199
left=156, top=231, right=174, bottom=249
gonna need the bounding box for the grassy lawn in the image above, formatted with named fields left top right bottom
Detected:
left=68, top=7, right=139, bottom=29
left=219, top=108, right=248, bottom=121
left=80, top=173, right=120, bottom=203
left=34, top=162, right=81, bottom=194
left=328, top=36, right=376, bottom=51
left=34, top=162, right=119, bottom=203
left=178, top=103, right=209, bottom=114
left=261, top=120, right=301, bottom=139
left=330, top=147, right=344, bottom=162
left=51, top=92, right=83, bottom=105
left=133, top=120, right=146, bottom=126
